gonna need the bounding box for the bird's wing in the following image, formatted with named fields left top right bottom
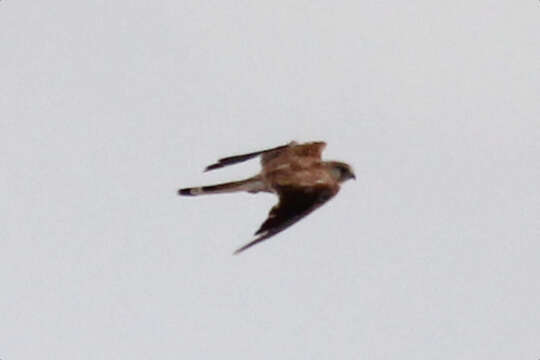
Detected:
left=292, top=141, right=327, bottom=159
left=204, top=144, right=290, bottom=172
left=233, top=184, right=338, bottom=254
left=261, top=141, right=326, bottom=166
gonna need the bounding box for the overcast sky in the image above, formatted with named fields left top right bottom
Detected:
left=2, top=1, right=540, bottom=359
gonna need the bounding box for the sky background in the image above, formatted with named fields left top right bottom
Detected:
left=2, top=1, right=540, bottom=359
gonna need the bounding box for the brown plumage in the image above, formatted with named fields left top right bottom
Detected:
left=178, top=141, right=355, bottom=254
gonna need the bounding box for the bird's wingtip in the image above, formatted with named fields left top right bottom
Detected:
left=178, top=188, right=194, bottom=196
left=233, top=243, right=250, bottom=255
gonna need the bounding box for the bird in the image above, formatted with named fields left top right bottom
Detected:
left=178, top=141, right=355, bottom=254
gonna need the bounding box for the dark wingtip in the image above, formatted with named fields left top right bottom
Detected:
left=178, top=188, right=194, bottom=196
left=233, top=242, right=252, bottom=255
left=204, top=163, right=222, bottom=172
left=233, top=245, right=249, bottom=255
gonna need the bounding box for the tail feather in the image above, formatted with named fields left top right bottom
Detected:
left=178, top=177, right=264, bottom=196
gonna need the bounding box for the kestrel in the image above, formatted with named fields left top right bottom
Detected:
left=178, top=141, right=355, bottom=254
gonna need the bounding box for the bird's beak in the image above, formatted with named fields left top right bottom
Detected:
left=351, top=173, right=356, bottom=180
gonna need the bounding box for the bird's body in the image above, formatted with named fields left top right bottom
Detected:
left=178, top=141, right=355, bottom=253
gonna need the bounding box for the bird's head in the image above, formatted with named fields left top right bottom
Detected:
left=328, top=161, right=356, bottom=183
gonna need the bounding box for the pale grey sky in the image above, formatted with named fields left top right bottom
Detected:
left=2, top=1, right=540, bottom=359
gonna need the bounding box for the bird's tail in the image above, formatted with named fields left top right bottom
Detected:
left=178, top=176, right=265, bottom=196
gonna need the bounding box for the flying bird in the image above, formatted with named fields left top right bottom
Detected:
left=178, top=141, right=355, bottom=254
